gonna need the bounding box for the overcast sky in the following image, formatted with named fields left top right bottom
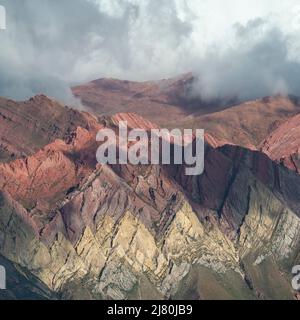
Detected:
left=1, top=0, right=300, bottom=104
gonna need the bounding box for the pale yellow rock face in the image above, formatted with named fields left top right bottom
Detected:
left=88, top=202, right=243, bottom=297
left=164, top=203, right=238, bottom=270
left=238, top=181, right=300, bottom=264
left=75, top=227, right=106, bottom=275
left=0, top=190, right=243, bottom=299
left=1, top=177, right=300, bottom=299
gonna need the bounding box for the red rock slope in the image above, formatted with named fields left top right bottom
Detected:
left=261, top=113, right=300, bottom=173
left=73, top=75, right=300, bottom=150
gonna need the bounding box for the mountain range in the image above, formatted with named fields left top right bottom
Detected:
left=0, top=74, right=300, bottom=300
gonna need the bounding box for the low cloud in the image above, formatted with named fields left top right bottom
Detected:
left=1, top=0, right=300, bottom=105
left=191, top=19, right=300, bottom=101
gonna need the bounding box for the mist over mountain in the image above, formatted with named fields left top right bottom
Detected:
left=1, top=0, right=300, bottom=104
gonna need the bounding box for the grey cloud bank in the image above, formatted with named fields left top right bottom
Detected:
left=1, top=0, right=300, bottom=105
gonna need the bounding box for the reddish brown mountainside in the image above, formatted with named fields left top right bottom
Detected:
left=168, top=95, right=300, bottom=149
left=72, top=73, right=238, bottom=127
left=0, top=95, right=99, bottom=162
left=261, top=113, right=300, bottom=173
left=73, top=75, right=300, bottom=150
